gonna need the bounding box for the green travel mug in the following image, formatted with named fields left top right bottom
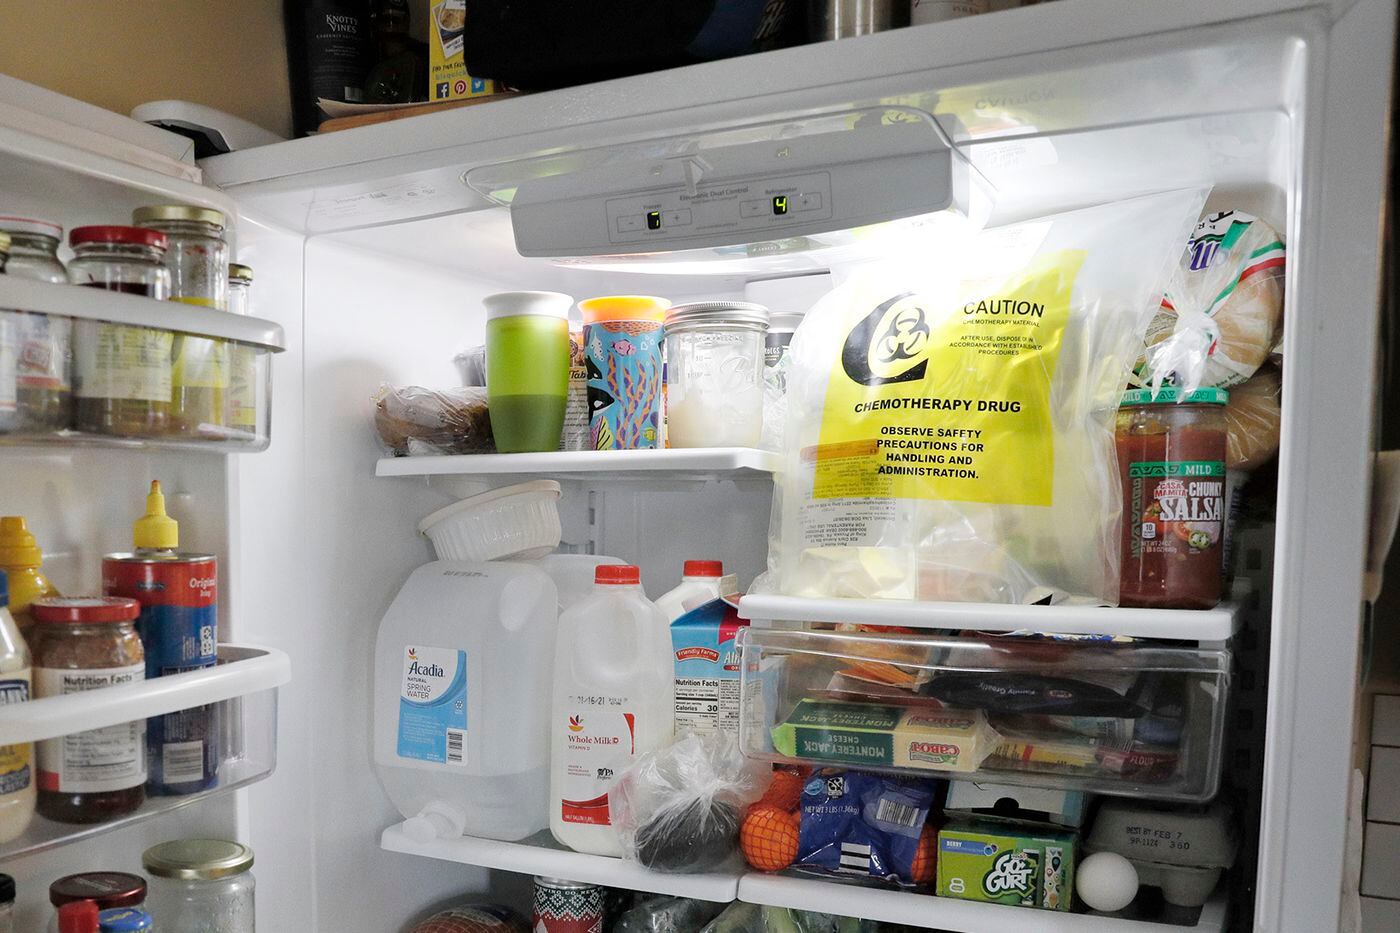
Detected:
left=485, top=291, right=573, bottom=452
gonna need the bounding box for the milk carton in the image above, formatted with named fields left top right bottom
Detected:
left=671, top=594, right=746, bottom=738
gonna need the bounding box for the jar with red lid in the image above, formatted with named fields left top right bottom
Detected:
left=1117, top=387, right=1229, bottom=609
left=47, top=872, right=146, bottom=933
left=66, top=226, right=173, bottom=437
left=29, top=597, right=146, bottom=823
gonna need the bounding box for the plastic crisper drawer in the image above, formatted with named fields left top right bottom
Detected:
left=737, top=627, right=1230, bottom=801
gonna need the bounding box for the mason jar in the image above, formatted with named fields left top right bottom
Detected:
left=664, top=301, right=769, bottom=448
left=143, top=838, right=255, bottom=933
left=0, top=216, right=73, bottom=432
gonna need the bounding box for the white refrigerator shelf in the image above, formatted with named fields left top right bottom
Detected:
left=375, top=447, right=781, bottom=481
left=736, top=873, right=1228, bottom=932
left=738, top=594, right=1240, bottom=641
left=379, top=823, right=743, bottom=902
left=0, top=643, right=291, bottom=746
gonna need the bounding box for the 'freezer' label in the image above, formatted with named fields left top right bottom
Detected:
left=397, top=645, right=467, bottom=766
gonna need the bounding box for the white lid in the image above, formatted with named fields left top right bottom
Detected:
left=416, top=480, right=562, bottom=536
left=0, top=215, right=62, bottom=239
left=483, top=291, right=574, bottom=321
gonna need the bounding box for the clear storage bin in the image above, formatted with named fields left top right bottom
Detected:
left=738, top=627, right=1230, bottom=801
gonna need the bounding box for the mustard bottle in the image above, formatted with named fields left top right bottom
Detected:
left=0, top=517, right=57, bottom=638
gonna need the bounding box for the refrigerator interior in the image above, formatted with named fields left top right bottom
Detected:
left=2, top=0, right=1393, bottom=930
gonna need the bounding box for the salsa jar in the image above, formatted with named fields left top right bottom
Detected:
left=68, top=226, right=173, bottom=437
left=134, top=205, right=230, bottom=438
left=29, top=597, right=146, bottom=823
left=0, top=216, right=73, bottom=433
left=1117, top=387, right=1229, bottom=609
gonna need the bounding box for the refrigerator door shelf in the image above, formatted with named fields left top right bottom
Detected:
left=380, top=823, right=744, bottom=903
left=0, top=647, right=286, bottom=859
left=375, top=447, right=781, bottom=482
left=739, top=594, right=1240, bottom=642
left=737, top=872, right=1228, bottom=932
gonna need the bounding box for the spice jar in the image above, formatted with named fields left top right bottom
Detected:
left=30, top=597, right=146, bottom=823
left=144, top=838, right=255, bottom=932
left=68, top=226, right=172, bottom=437
left=0, top=216, right=73, bottom=432
left=663, top=301, right=769, bottom=448
left=1117, top=387, right=1229, bottom=609
left=134, top=206, right=230, bottom=438
left=226, top=263, right=258, bottom=438
left=47, top=873, right=147, bottom=933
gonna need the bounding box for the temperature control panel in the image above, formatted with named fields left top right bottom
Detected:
left=605, top=172, right=833, bottom=245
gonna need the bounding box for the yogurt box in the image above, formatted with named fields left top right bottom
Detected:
left=671, top=595, right=746, bottom=738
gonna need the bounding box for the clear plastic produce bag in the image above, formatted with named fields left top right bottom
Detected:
left=611, top=896, right=728, bottom=932
left=373, top=384, right=494, bottom=456
left=609, top=732, right=770, bottom=873
left=759, top=189, right=1208, bottom=605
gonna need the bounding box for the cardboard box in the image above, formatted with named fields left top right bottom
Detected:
left=672, top=596, right=746, bottom=738
left=944, top=781, right=1089, bottom=829
left=770, top=699, right=997, bottom=773
left=936, top=820, right=1077, bottom=911
left=427, top=0, right=495, bottom=102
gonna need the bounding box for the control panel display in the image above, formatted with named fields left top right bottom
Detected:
left=605, top=171, right=833, bottom=245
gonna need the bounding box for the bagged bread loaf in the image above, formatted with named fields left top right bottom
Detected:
left=1225, top=364, right=1282, bottom=471
left=1143, top=210, right=1285, bottom=391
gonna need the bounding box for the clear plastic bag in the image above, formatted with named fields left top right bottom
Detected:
left=1143, top=210, right=1285, bottom=392
left=1224, top=363, right=1281, bottom=471
left=373, top=384, right=494, bottom=456
left=759, top=189, right=1208, bottom=605
left=611, top=896, right=728, bottom=932
left=609, top=732, right=770, bottom=873
left=700, top=903, right=881, bottom=933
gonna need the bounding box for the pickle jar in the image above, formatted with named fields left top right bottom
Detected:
left=1117, top=387, right=1230, bottom=609
left=134, top=205, right=230, bottom=438
left=0, top=216, right=74, bottom=433
left=67, top=226, right=172, bottom=437
left=143, top=838, right=255, bottom=932
left=226, top=263, right=259, bottom=439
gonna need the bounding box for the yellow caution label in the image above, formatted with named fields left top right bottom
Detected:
left=815, top=250, right=1085, bottom=507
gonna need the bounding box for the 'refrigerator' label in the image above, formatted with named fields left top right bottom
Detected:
left=560, top=704, right=636, bottom=826
left=812, top=251, right=1084, bottom=507
left=396, top=645, right=467, bottom=766
left=36, top=663, right=146, bottom=793
left=0, top=673, right=31, bottom=796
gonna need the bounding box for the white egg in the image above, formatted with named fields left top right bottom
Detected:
left=1076, top=852, right=1140, bottom=912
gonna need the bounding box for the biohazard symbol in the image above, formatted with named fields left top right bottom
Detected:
left=874, top=305, right=929, bottom=364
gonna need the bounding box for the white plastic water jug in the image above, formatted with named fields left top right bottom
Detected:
left=374, top=561, right=558, bottom=842
left=550, top=565, right=674, bottom=856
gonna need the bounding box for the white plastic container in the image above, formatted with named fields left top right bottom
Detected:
left=374, top=561, right=558, bottom=841
left=550, top=565, right=674, bottom=856
left=418, top=481, right=562, bottom=562
left=655, top=560, right=736, bottom=623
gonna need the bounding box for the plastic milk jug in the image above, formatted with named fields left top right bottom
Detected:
left=550, top=565, right=674, bottom=856
left=374, top=561, right=557, bottom=842
left=654, top=560, right=738, bottom=623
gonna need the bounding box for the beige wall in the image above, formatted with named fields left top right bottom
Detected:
left=0, top=0, right=292, bottom=138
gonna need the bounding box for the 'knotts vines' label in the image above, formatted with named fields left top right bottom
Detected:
left=397, top=645, right=467, bottom=766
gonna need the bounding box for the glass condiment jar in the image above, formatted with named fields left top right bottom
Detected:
left=67, top=226, right=172, bottom=437
left=1117, top=387, right=1229, bottom=609
left=663, top=301, right=769, bottom=448
left=30, top=597, right=146, bottom=823
left=134, top=206, right=230, bottom=438
left=0, top=216, right=73, bottom=432
left=143, top=838, right=254, bottom=932
left=48, top=873, right=147, bottom=933
left=226, top=263, right=258, bottom=437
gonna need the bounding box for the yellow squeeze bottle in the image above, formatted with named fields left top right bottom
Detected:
left=0, top=516, right=57, bottom=636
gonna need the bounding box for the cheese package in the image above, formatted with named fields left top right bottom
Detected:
left=770, top=699, right=999, bottom=773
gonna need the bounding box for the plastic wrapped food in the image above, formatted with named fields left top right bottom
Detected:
left=373, top=384, right=494, bottom=456
left=1224, top=364, right=1282, bottom=471
left=609, top=732, right=769, bottom=873
left=611, top=896, right=727, bottom=933
left=759, top=189, right=1207, bottom=605
left=1144, top=210, right=1286, bottom=391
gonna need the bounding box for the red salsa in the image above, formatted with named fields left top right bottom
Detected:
left=1117, top=387, right=1229, bottom=609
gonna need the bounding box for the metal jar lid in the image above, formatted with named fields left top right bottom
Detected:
left=132, top=204, right=227, bottom=230
left=665, top=300, right=769, bottom=333
left=229, top=263, right=254, bottom=285
left=49, top=872, right=147, bottom=907
left=143, top=839, right=254, bottom=881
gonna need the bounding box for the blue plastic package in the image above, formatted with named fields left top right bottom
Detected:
left=795, top=769, right=939, bottom=886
